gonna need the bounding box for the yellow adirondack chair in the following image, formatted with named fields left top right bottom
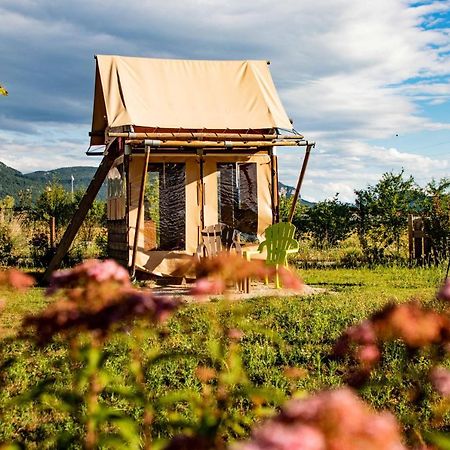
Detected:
left=258, top=222, right=299, bottom=288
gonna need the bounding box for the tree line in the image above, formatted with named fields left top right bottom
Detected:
left=281, top=171, right=450, bottom=265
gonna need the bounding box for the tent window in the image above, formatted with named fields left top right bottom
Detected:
left=144, top=163, right=186, bottom=251
left=107, top=165, right=125, bottom=220
left=217, top=162, right=258, bottom=240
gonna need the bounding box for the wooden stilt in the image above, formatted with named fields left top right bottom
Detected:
left=288, top=144, right=313, bottom=223
left=43, top=140, right=119, bottom=282
left=130, top=145, right=151, bottom=278
left=269, top=148, right=279, bottom=224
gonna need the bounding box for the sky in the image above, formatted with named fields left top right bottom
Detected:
left=0, top=0, right=449, bottom=202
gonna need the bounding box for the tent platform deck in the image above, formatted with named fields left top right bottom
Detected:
left=149, top=281, right=326, bottom=302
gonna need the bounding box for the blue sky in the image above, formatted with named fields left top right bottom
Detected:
left=0, top=0, right=449, bottom=202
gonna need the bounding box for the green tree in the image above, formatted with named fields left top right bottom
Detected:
left=418, top=177, right=450, bottom=263
left=33, top=180, right=74, bottom=239
left=354, top=171, right=419, bottom=262
left=73, top=190, right=106, bottom=243
left=0, top=195, right=15, bottom=222
left=298, top=195, right=355, bottom=248
left=279, top=193, right=310, bottom=223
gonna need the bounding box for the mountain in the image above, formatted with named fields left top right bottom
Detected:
left=0, top=162, right=43, bottom=200
left=0, top=161, right=314, bottom=206
left=26, top=166, right=100, bottom=195
left=278, top=181, right=315, bottom=207
left=0, top=162, right=105, bottom=201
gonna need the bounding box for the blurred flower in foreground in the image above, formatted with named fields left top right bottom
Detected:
left=429, top=366, right=450, bottom=398
left=46, top=259, right=131, bottom=301
left=23, top=260, right=181, bottom=344
left=0, top=269, right=35, bottom=291
left=190, top=278, right=226, bottom=296
left=333, top=301, right=450, bottom=386
left=23, top=289, right=180, bottom=344
left=234, top=388, right=406, bottom=450
left=372, top=302, right=450, bottom=348
left=175, top=253, right=303, bottom=296
left=437, top=278, right=450, bottom=302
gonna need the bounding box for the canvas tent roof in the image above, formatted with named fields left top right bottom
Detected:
left=90, top=55, right=292, bottom=145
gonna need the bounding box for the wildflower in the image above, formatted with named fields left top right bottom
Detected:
left=356, top=344, right=381, bottom=367
left=437, top=278, right=450, bottom=303
left=23, top=289, right=181, bottom=344
left=332, top=320, right=380, bottom=384
left=278, top=266, right=304, bottom=291
left=429, top=366, right=450, bottom=398
left=227, top=328, right=244, bottom=341
left=46, top=259, right=131, bottom=299
left=234, top=388, right=406, bottom=450
left=190, top=278, right=226, bottom=296
left=181, top=253, right=303, bottom=296
left=195, top=366, right=216, bottom=383
left=283, top=366, right=307, bottom=380
left=0, top=269, right=35, bottom=291
left=333, top=320, right=377, bottom=358
left=372, top=302, right=450, bottom=349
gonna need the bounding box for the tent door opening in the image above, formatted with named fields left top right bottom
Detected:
left=143, top=162, right=186, bottom=251
left=217, top=162, right=258, bottom=242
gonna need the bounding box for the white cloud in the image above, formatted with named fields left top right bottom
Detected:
left=278, top=140, right=450, bottom=202
left=0, top=0, right=449, bottom=201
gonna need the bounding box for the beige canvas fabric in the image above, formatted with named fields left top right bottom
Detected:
left=91, top=56, right=292, bottom=145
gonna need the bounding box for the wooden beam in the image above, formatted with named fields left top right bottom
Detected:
left=108, top=131, right=305, bottom=141
left=130, top=145, right=151, bottom=278
left=288, top=144, right=313, bottom=223
left=43, top=139, right=119, bottom=282
left=125, top=139, right=307, bottom=148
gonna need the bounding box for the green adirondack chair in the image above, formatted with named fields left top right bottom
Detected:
left=258, top=222, right=299, bottom=288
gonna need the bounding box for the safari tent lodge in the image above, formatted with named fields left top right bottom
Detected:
left=44, top=55, right=313, bottom=280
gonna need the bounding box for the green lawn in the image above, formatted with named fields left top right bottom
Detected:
left=0, top=265, right=447, bottom=447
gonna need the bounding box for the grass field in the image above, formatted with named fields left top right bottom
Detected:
left=0, top=265, right=448, bottom=447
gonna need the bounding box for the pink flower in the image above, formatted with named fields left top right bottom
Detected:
left=46, top=259, right=131, bottom=296
left=429, top=366, right=450, bottom=397
left=347, top=321, right=377, bottom=345
left=357, top=344, right=381, bottom=367
left=234, top=389, right=406, bottom=450
left=190, top=278, right=226, bottom=296
left=277, top=267, right=304, bottom=291
left=241, top=423, right=326, bottom=450
left=437, top=278, right=450, bottom=302
left=0, top=269, right=35, bottom=291
left=23, top=288, right=181, bottom=344
left=227, top=328, right=245, bottom=341
left=86, top=259, right=130, bottom=284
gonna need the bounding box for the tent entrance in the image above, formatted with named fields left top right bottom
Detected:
left=217, top=162, right=258, bottom=242
left=143, top=162, right=186, bottom=251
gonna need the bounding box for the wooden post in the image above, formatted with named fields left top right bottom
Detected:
left=269, top=148, right=280, bottom=224
left=408, top=214, right=413, bottom=263
left=130, top=145, right=151, bottom=278
left=43, top=139, right=119, bottom=282
left=288, top=143, right=313, bottom=223
left=198, top=149, right=205, bottom=230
